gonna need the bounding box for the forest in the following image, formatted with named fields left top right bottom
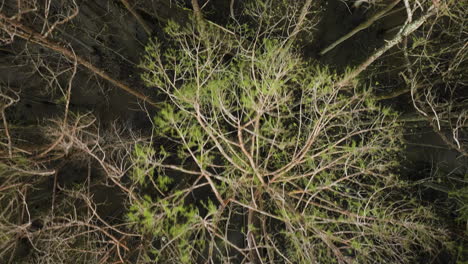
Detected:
left=0, top=0, right=466, bottom=263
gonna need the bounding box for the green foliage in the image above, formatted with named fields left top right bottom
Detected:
left=134, top=4, right=448, bottom=264
left=132, top=144, right=156, bottom=186
left=127, top=192, right=204, bottom=263
left=451, top=184, right=468, bottom=227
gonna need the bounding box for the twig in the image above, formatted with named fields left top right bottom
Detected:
left=230, top=0, right=236, bottom=20
left=431, top=121, right=468, bottom=157
left=0, top=15, right=158, bottom=107
left=290, top=0, right=314, bottom=39
left=42, top=0, right=79, bottom=38
left=38, top=52, right=77, bottom=157
left=0, top=183, right=23, bottom=192
left=9, top=165, right=55, bottom=176
left=0, top=92, right=18, bottom=158
left=373, top=87, right=410, bottom=100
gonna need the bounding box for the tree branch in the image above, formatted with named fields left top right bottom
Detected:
left=336, top=5, right=438, bottom=89
left=120, top=0, right=152, bottom=35
left=0, top=15, right=158, bottom=107
left=320, top=0, right=401, bottom=56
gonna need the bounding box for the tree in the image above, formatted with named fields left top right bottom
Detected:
left=130, top=4, right=446, bottom=262
left=0, top=0, right=464, bottom=263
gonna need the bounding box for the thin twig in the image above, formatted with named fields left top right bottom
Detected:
left=290, top=0, right=314, bottom=39
left=0, top=15, right=158, bottom=107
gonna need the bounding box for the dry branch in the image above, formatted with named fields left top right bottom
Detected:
left=290, top=0, right=314, bottom=38
left=0, top=14, right=158, bottom=107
